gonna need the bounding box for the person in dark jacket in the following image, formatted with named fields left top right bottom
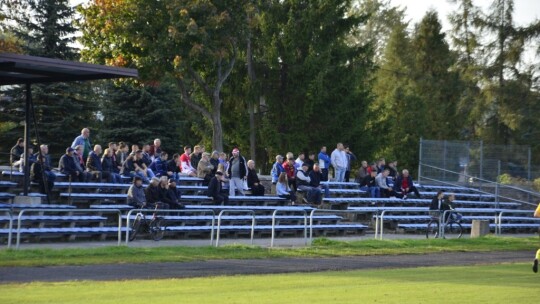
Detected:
left=59, top=147, right=85, bottom=182
left=394, top=169, right=420, bottom=199
left=247, top=160, right=265, bottom=196
left=150, top=151, right=170, bottom=178
left=207, top=171, right=229, bottom=204
left=101, top=148, right=122, bottom=183
left=10, top=138, right=24, bottom=165
left=166, top=153, right=181, bottom=181
left=164, top=179, right=184, bottom=209
left=309, top=163, right=330, bottom=199
left=145, top=177, right=167, bottom=209
left=360, top=170, right=380, bottom=198
left=31, top=154, right=54, bottom=194
left=227, top=148, right=247, bottom=196
left=86, top=145, right=107, bottom=183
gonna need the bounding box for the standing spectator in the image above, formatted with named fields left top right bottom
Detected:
left=59, top=147, right=84, bottom=182
left=197, top=152, right=214, bottom=186
left=331, top=143, right=347, bottom=182
left=305, top=152, right=316, bottom=173
left=149, top=138, right=162, bottom=159
left=180, top=145, right=197, bottom=177
left=10, top=138, right=24, bottom=165
left=309, top=163, right=330, bottom=199
left=86, top=145, right=107, bottom=182
left=283, top=156, right=297, bottom=191
left=394, top=169, right=420, bottom=199
left=296, top=163, right=322, bottom=205
left=227, top=148, right=247, bottom=196
left=376, top=169, right=398, bottom=198
left=295, top=152, right=305, bottom=169
left=360, top=170, right=380, bottom=198
left=210, top=151, right=220, bottom=175
left=127, top=176, right=146, bottom=207
left=207, top=171, right=229, bottom=204
left=532, top=203, right=540, bottom=273
left=276, top=172, right=296, bottom=204
left=247, top=160, right=265, bottom=196
left=344, top=145, right=357, bottom=182
left=71, top=128, right=92, bottom=162
left=190, top=145, right=203, bottom=170
left=387, top=160, right=398, bottom=181
left=101, top=148, right=122, bottom=183
left=318, top=146, right=331, bottom=181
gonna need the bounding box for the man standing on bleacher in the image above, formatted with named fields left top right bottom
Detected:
left=71, top=128, right=92, bottom=163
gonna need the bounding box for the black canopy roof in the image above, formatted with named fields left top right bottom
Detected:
left=0, top=52, right=138, bottom=85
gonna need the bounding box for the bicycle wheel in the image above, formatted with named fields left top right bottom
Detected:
left=443, top=222, right=463, bottom=239
left=149, top=217, right=166, bottom=241
left=426, top=219, right=439, bottom=239
left=129, top=215, right=142, bottom=242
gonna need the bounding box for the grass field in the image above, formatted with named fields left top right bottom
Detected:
left=1, top=236, right=538, bottom=267
left=1, top=263, right=538, bottom=304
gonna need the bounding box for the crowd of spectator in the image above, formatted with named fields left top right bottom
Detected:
left=9, top=132, right=421, bottom=206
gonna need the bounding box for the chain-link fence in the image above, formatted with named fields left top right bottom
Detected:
left=418, top=139, right=540, bottom=206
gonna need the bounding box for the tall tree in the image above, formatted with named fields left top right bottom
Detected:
left=79, top=0, right=250, bottom=152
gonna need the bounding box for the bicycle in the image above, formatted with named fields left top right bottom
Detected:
left=129, top=204, right=167, bottom=241
left=426, top=210, right=463, bottom=239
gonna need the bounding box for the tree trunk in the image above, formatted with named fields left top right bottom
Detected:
left=247, top=36, right=257, bottom=163
left=212, top=94, right=224, bottom=152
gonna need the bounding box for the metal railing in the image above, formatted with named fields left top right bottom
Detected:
left=215, top=209, right=256, bottom=247
left=271, top=208, right=308, bottom=247
left=16, top=208, right=123, bottom=249
left=125, top=208, right=216, bottom=245
left=2, top=209, right=14, bottom=248
left=419, top=163, right=539, bottom=208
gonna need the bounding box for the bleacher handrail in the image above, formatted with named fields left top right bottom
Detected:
left=419, top=163, right=539, bottom=207
left=124, top=208, right=216, bottom=245
left=215, top=209, right=255, bottom=247
left=16, top=208, right=123, bottom=249
left=271, top=208, right=307, bottom=247
left=2, top=209, right=13, bottom=249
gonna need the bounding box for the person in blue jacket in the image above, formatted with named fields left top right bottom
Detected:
left=317, top=146, right=331, bottom=181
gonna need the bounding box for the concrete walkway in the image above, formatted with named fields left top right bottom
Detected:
left=0, top=250, right=533, bottom=283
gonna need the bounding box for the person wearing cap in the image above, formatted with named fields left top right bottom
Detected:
left=59, top=147, right=85, bottom=182
left=127, top=176, right=146, bottom=208
left=271, top=155, right=286, bottom=194
left=296, top=162, right=322, bottom=205
left=197, top=152, right=214, bottom=186
left=207, top=171, right=229, bottom=204
left=247, top=160, right=265, bottom=196
left=180, top=145, right=197, bottom=177
left=227, top=148, right=248, bottom=196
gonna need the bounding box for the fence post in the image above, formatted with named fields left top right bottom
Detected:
left=418, top=137, right=423, bottom=184
left=496, top=160, right=501, bottom=209
left=528, top=147, right=532, bottom=203
left=479, top=140, right=483, bottom=191
left=443, top=140, right=447, bottom=181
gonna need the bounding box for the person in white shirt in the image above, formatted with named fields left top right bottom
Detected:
left=330, top=143, right=347, bottom=182
left=296, top=163, right=322, bottom=204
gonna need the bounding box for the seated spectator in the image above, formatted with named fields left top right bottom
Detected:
left=276, top=172, right=296, bottom=204
left=305, top=152, right=316, bottom=173
left=376, top=169, right=398, bottom=198
left=207, top=171, right=229, bottom=205
left=190, top=145, right=203, bottom=171
left=59, top=147, right=84, bottom=182
left=31, top=153, right=54, bottom=194
left=157, top=176, right=174, bottom=209
left=387, top=160, right=398, bottom=186
left=296, top=163, right=322, bottom=205
left=86, top=145, right=107, bottom=182
left=150, top=151, right=170, bottom=178
left=271, top=154, right=285, bottom=186
left=216, top=163, right=230, bottom=191
left=376, top=158, right=385, bottom=173
left=210, top=151, right=220, bottom=175
left=163, top=179, right=184, bottom=209
left=127, top=176, right=146, bottom=207
left=141, top=144, right=156, bottom=178
left=73, top=145, right=92, bottom=182
left=121, top=150, right=150, bottom=183
left=145, top=177, right=169, bottom=209
left=34, top=144, right=56, bottom=184
left=197, top=152, right=214, bottom=186
left=309, top=163, right=330, bottom=199
left=115, top=142, right=129, bottom=168
left=17, top=146, right=36, bottom=173
left=218, top=152, right=228, bottom=168
left=101, top=148, right=123, bottom=183
left=394, top=169, right=420, bottom=199
left=355, top=160, right=370, bottom=183
left=180, top=145, right=197, bottom=177
left=283, top=156, right=297, bottom=191
left=360, top=170, right=380, bottom=198
left=149, top=138, right=162, bottom=160
left=166, top=153, right=181, bottom=181
left=247, top=160, right=265, bottom=196
left=10, top=138, right=24, bottom=166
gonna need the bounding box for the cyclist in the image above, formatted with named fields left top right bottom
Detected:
left=533, top=202, right=540, bottom=273
left=444, top=194, right=462, bottom=223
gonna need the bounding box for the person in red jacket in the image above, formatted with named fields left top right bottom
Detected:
left=282, top=156, right=297, bottom=191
